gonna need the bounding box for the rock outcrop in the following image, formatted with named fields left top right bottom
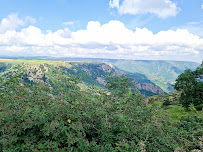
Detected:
left=135, top=82, right=165, bottom=94
left=68, top=62, right=165, bottom=95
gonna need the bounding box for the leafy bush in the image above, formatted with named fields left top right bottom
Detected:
left=0, top=65, right=200, bottom=151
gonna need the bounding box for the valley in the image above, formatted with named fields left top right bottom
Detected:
left=0, top=58, right=199, bottom=96
left=1, top=1, right=202, bottom=151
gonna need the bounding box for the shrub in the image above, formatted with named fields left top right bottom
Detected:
left=0, top=65, right=199, bottom=151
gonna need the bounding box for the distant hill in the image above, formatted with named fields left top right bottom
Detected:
left=75, top=58, right=199, bottom=93
left=111, top=60, right=200, bottom=93
left=59, top=58, right=200, bottom=93
left=0, top=59, right=165, bottom=96
left=0, top=57, right=200, bottom=93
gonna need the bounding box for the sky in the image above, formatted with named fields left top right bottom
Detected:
left=0, top=0, right=202, bottom=63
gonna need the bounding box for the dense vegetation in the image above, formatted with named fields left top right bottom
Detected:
left=174, top=62, right=203, bottom=108
left=0, top=62, right=202, bottom=151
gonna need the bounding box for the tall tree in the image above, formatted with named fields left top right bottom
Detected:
left=174, top=62, right=203, bottom=107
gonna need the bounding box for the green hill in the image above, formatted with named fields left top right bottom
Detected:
left=110, top=60, right=200, bottom=93
left=0, top=59, right=165, bottom=96
left=2, top=57, right=199, bottom=94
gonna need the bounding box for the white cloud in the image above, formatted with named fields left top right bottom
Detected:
left=0, top=15, right=202, bottom=62
left=173, top=21, right=203, bottom=38
left=110, top=0, right=180, bottom=18
left=109, top=0, right=119, bottom=8
left=0, top=14, right=36, bottom=33
left=25, top=16, right=36, bottom=24
left=0, top=14, right=24, bottom=33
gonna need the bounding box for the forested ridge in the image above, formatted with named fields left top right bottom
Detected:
left=0, top=61, right=202, bottom=151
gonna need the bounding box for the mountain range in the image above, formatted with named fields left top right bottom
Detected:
left=0, top=58, right=200, bottom=96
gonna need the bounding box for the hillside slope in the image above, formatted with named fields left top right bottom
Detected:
left=62, top=62, right=165, bottom=96
left=67, top=58, right=199, bottom=93
left=2, top=57, right=199, bottom=93
left=0, top=59, right=164, bottom=96
left=110, top=60, right=200, bottom=93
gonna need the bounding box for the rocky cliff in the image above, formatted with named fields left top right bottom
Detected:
left=0, top=60, right=165, bottom=96
left=135, top=82, right=165, bottom=94
left=65, top=62, right=165, bottom=95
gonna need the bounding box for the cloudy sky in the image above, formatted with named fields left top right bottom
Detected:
left=0, top=0, right=202, bottom=62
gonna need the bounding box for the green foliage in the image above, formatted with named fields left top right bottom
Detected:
left=178, top=105, right=203, bottom=146
left=0, top=64, right=201, bottom=151
left=178, top=113, right=203, bottom=137
left=140, top=90, right=158, bottom=97
left=195, top=104, right=203, bottom=111
left=174, top=62, right=203, bottom=108
left=106, top=74, right=134, bottom=97
left=147, top=93, right=180, bottom=106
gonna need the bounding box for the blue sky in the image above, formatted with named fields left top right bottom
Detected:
left=0, top=0, right=202, bottom=62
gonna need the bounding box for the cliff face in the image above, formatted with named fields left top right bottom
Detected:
left=111, top=60, right=200, bottom=93
left=135, top=82, right=165, bottom=94
left=64, top=62, right=121, bottom=87
left=67, top=62, right=165, bottom=95
left=0, top=60, right=165, bottom=96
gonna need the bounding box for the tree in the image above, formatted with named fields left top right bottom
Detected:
left=174, top=62, right=203, bottom=107
left=106, top=74, right=134, bottom=97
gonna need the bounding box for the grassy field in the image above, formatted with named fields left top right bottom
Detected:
left=0, top=58, right=86, bottom=64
